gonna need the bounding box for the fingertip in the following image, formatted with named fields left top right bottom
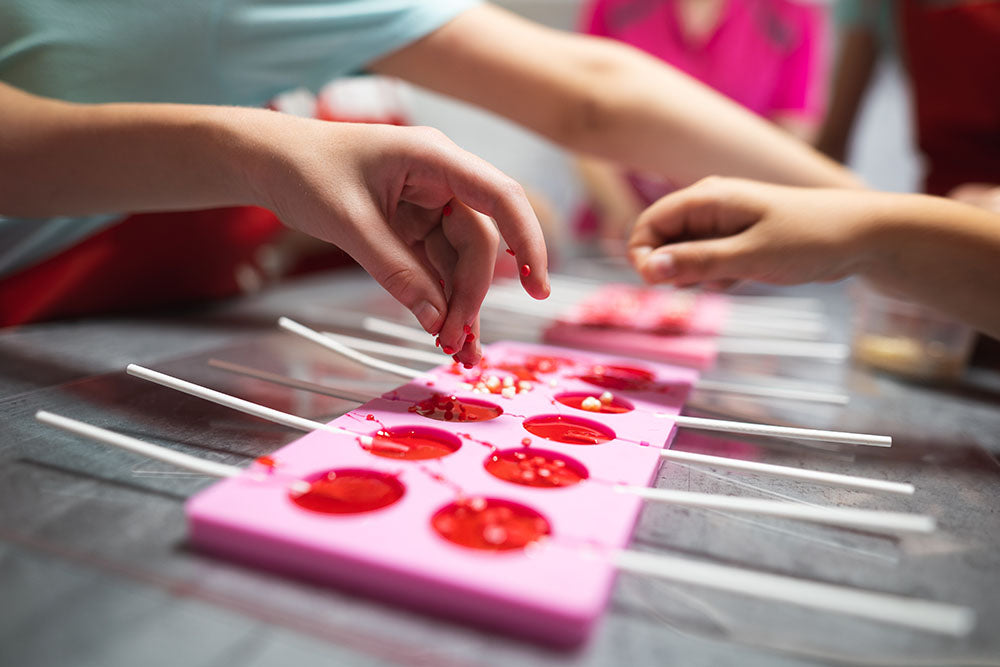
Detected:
left=629, top=245, right=653, bottom=270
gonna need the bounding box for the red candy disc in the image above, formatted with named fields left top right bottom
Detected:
left=522, top=414, right=615, bottom=445
left=365, top=425, right=462, bottom=460
left=485, top=448, right=588, bottom=488
left=432, top=497, right=551, bottom=551
left=554, top=391, right=634, bottom=414
left=576, top=364, right=655, bottom=391
left=408, top=393, right=503, bottom=422
left=290, top=469, right=404, bottom=515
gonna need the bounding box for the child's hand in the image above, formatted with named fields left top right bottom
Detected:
left=627, top=177, right=871, bottom=288
left=250, top=120, right=550, bottom=365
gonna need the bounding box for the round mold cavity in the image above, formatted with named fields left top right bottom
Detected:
left=554, top=391, right=634, bottom=414
left=364, top=425, right=462, bottom=461
left=485, top=447, right=589, bottom=488
left=522, top=413, right=616, bottom=445
left=289, top=468, right=404, bottom=515
left=408, top=393, right=503, bottom=422
left=576, top=364, right=655, bottom=391
left=431, top=497, right=551, bottom=551
left=494, top=355, right=574, bottom=381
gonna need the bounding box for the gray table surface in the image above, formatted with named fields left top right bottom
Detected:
left=2, top=268, right=999, bottom=667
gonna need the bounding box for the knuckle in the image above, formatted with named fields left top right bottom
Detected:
left=377, top=265, right=419, bottom=303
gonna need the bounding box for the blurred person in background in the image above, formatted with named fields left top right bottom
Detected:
left=574, top=0, right=832, bottom=251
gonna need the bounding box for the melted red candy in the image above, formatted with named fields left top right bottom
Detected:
left=494, top=355, right=572, bottom=382
left=432, top=497, right=550, bottom=551
left=409, top=393, right=503, bottom=422
left=554, top=391, right=634, bottom=414
left=577, top=364, right=655, bottom=391
left=520, top=264, right=531, bottom=277
left=364, top=426, right=461, bottom=460
left=485, top=448, right=588, bottom=488
left=505, top=248, right=516, bottom=256
left=522, top=414, right=615, bottom=445
left=290, top=469, right=404, bottom=514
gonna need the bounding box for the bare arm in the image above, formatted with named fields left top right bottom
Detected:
left=371, top=4, right=860, bottom=189
left=815, top=27, right=879, bottom=162
left=0, top=82, right=550, bottom=362
left=628, top=177, right=1000, bottom=339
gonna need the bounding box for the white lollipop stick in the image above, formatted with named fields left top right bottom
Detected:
left=660, top=449, right=913, bottom=495
left=196, top=360, right=907, bottom=496
left=278, top=317, right=423, bottom=380
left=207, top=359, right=375, bottom=403
left=615, top=486, right=931, bottom=533
left=363, top=317, right=439, bottom=350
left=670, top=414, right=891, bottom=447
left=125, top=364, right=374, bottom=447
left=715, top=339, right=849, bottom=360
left=301, top=329, right=885, bottom=448
left=691, top=379, right=848, bottom=405
left=613, top=550, right=974, bottom=636
left=321, top=332, right=450, bottom=365
left=360, top=317, right=849, bottom=405
left=36, top=411, right=242, bottom=478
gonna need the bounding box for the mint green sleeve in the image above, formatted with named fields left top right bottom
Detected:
left=216, top=0, right=480, bottom=105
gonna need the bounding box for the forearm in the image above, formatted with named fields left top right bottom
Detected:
left=576, top=157, right=643, bottom=219
left=0, top=82, right=259, bottom=217
left=860, top=194, right=1000, bottom=338
left=373, top=4, right=860, bottom=189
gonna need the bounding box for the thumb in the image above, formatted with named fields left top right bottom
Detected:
left=638, top=236, right=753, bottom=286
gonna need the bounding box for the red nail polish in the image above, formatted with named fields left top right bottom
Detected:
left=442, top=204, right=453, bottom=217
left=443, top=345, right=456, bottom=355
left=520, top=264, right=531, bottom=277
left=452, top=354, right=461, bottom=363
left=505, top=248, right=515, bottom=256
left=463, top=363, right=474, bottom=369
left=465, top=333, right=475, bottom=343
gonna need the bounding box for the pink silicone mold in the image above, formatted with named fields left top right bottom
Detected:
left=185, top=341, right=698, bottom=646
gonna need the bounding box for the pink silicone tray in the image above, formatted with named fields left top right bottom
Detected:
left=544, top=286, right=728, bottom=369
left=559, top=286, right=731, bottom=335
left=186, top=341, right=698, bottom=646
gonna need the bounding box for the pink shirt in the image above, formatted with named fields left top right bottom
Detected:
left=581, top=0, right=828, bottom=121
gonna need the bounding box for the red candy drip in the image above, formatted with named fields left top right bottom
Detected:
left=463, top=324, right=472, bottom=334
left=485, top=448, right=588, bottom=488
left=522, top=414, right=615, bottom=445
left=576, top=364, right=655, bottom=391
left=505, top=248, right=516, bottom=256
left=408, top=393, right=503, bottom=422
left=365, top=426, right=461, bottom=460
left=555, top=392, right=634, bottom=414
left=255, top=455, right=277, bottom=470
left=432, top=497, right=550, bottom=551
left=442, top=204, right=453, bottom=217
left=290, top=469, right=404, bottom=514
left=520, top=264, right=531, bottom=277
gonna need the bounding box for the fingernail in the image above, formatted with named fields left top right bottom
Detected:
left=646, top=252, right=676, bottom=281
left=413, top=300, right=441, bottom=333
left=630, top=245, right=653, bottom=266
